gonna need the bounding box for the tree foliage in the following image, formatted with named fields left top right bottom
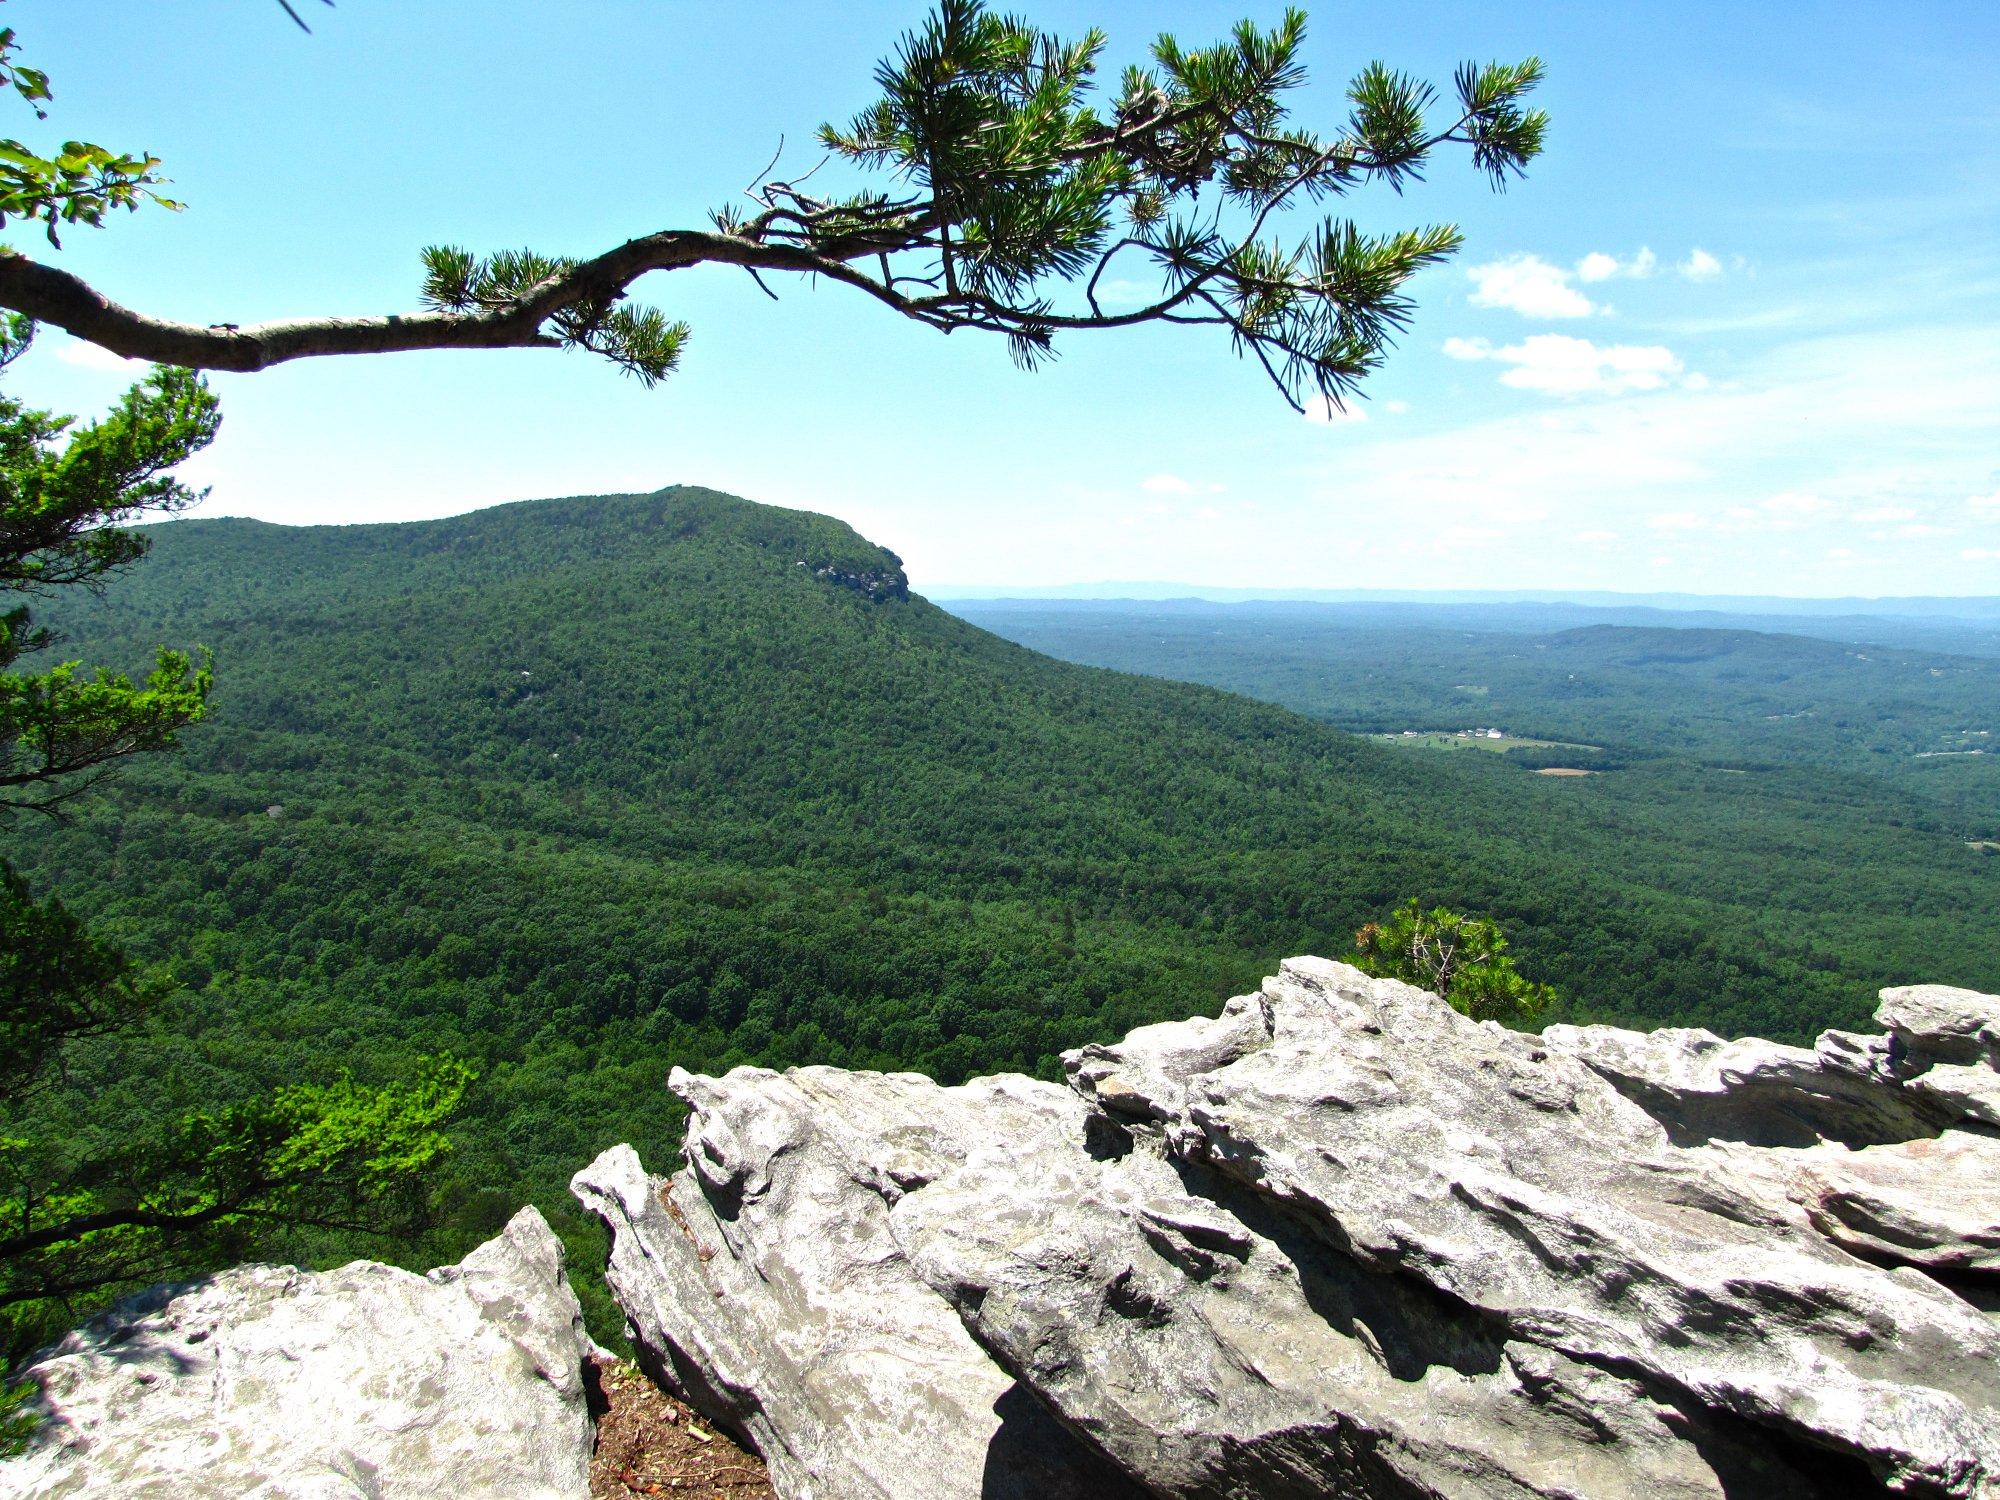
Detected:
left=0, top=22, right=177, bottom=248
left=0, top=321, right=217, bottom=814
left=0, top=321, right=471, bottom=1363
left=1350, top=898, right=1554, bottom=1024
left=0, top=1059, right=471, bottom=1328
left=0, top=3, right=1542, bottom=408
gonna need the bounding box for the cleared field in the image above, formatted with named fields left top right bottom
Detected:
left=1369, top=731, right=1601, bottom=755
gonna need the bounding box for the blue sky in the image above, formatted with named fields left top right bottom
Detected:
left=13, top=1, right=2000, bottom=594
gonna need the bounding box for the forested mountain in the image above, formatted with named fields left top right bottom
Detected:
left=17, top=487, right=1999, bottom=1327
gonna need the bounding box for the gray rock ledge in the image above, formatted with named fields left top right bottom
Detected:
left=578, top=960, right=2000, bottom=1500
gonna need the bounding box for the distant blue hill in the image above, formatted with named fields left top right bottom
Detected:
left=924, top=582, right=2000, bottom=621
left=935, top=594, right=2000, bottom=659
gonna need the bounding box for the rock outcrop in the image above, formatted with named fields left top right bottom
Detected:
left=5, top=1206, right=595, bottom=1498
left=576, top=962, right=2000, bottom=1500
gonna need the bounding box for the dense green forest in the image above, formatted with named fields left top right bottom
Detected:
left=14, top=487, right=1999, bottom=1337
left=951, top=599, right=2000, bottom=831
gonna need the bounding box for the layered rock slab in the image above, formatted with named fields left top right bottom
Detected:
left=580, top=963, right=2000, bottom=1499
left=5, top=1206, right=594, bottom=1499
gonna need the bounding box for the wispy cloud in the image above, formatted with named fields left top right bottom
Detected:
left=1443, top=333, right=1685, bottom=396
left=1140, top=473, right=1195, bottom=495
left=1761, top=491, right=1834, bottom=519
left=1468, top=247, right=1720, bottom=316
left=51, top=337, right=141, bottom=371
left=1279, top=321, right=2000, bottom=590
left=1092, top=278, right=1156, bottom=308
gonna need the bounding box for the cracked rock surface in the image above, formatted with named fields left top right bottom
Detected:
left=578, top=961, right=2000, bottom=1499
left=5, top=1206, right=594, bottom=1499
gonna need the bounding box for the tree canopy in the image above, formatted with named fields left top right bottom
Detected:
left=0, top=2, right=1543, bottom=411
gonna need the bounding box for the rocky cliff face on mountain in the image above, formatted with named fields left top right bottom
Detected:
left=574, top=960, right=2000, bottom=1500
left=10, top=963, right=2000, bottom=1498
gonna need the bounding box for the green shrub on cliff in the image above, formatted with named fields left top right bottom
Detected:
left=1351, top=900, right=1555, bottom=1026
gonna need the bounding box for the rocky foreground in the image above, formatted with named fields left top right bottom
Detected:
left=10, top=961, right=2000, bottom=1497
left=577, top=961, right=2000, bottom=1500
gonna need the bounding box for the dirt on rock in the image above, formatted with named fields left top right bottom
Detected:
left=588, top=1357, right=775, bottom=1499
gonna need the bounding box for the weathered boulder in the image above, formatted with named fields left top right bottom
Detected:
left=1880, top=984, right=2000, bottom=1070
left=1536, top=1019, right=1950, bottom=1145
left=581, top=962, right=2000, bottom=1500
left=5, top=1206, right=594, bottom=1499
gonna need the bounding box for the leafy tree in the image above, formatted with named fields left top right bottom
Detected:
left=0, top=319, right=214, bottom=815
left=1350, top=899, right=1554, bottom=1025
left=0, top=319, right=474, bottom=1359
left=1, top=1060, right=472, bottom=1337
left=0, top=24, right=177, bottom=249
left=0, top=2, right=1544, bottom=411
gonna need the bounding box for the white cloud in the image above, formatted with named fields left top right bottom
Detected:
left=1576, top=247, right=1657, bottom=283
left=1466, top=255, right=1597, bottom=318
left=1679, top=248, right=1724, bottom=280
left=1855, top=504, right=1918, bottom=522
left=52, top=337, right=141, bottom=371
left=1894, top=522, right=1951, bottom=538
left=1647, top=511, right=1710, bottom=532
left=1303, top=396, right=1368, bottom=425
left=1140, top=473, right=1195, bottom=495
left=1827, top=547, right=1855, bottom=560
left=1444, top=333, right=1685, bottom=397
left=1961, top=548, right=2000, bottom=561
left=1969, top=490, right=2000, bottom=515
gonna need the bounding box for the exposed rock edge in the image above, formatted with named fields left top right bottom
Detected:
left=5, top=1205, right=595, bottom=1498
left=574, top=960, right=2000, bottom=1500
